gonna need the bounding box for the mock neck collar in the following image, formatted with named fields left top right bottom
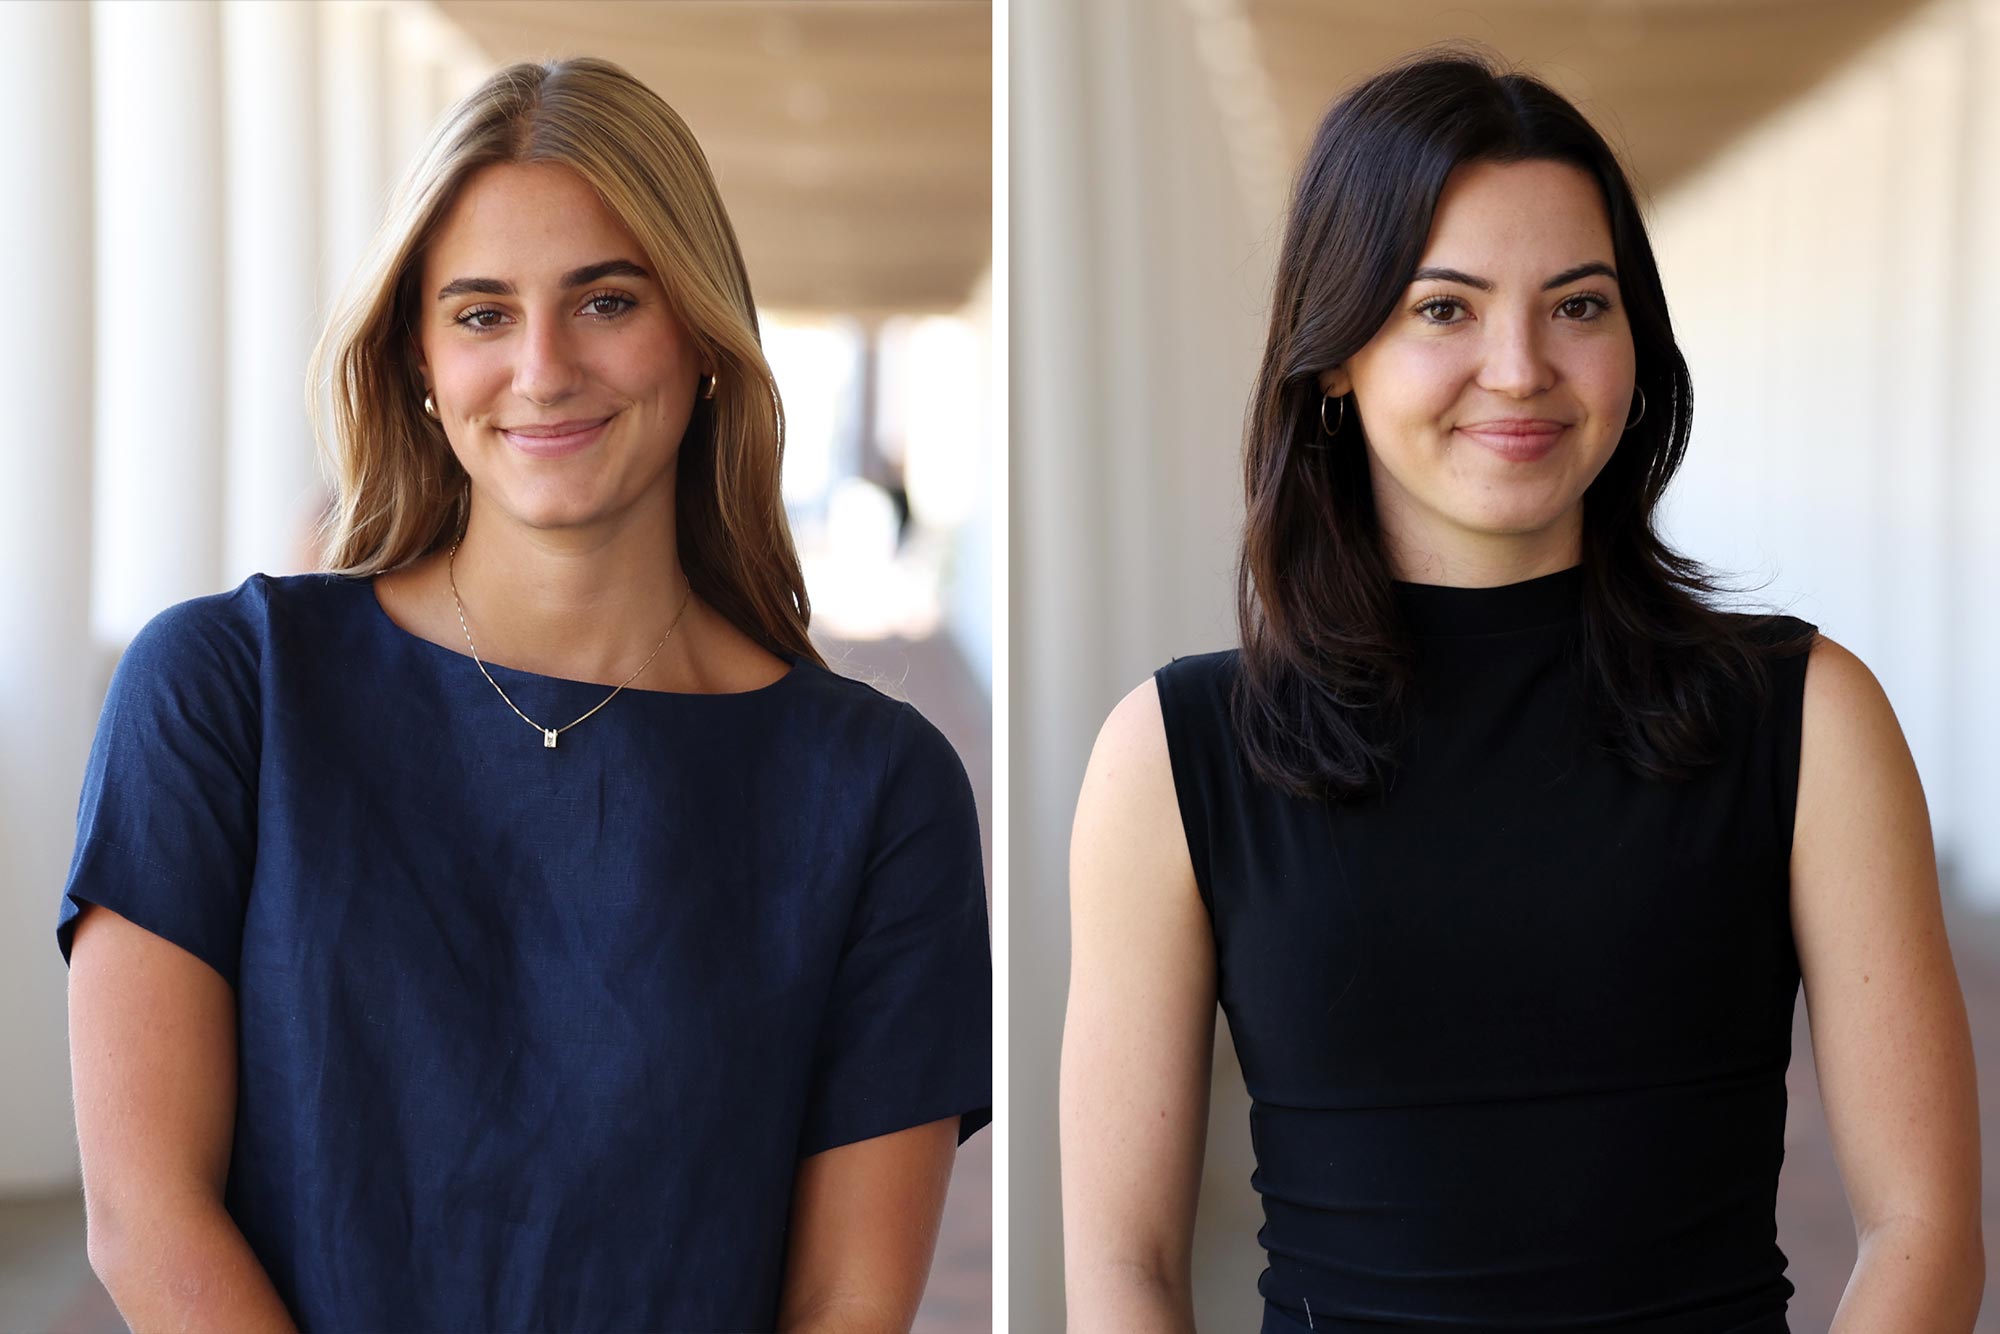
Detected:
left=1391, top=563, right=1585, bottom=637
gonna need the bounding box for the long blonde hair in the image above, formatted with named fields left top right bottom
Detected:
left=308, top=57, right=820, bottom=666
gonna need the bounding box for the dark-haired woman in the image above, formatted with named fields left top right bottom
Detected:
left=1061, top=51, right=1981, bottom=1332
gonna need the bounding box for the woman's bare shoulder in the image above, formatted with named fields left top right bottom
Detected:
left=1093, top=675, right=1170, bottom=771
left=1071, top=675, right=1196, bottom=911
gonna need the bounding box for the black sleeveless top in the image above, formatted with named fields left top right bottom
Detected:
left=1154, top=565, right=1816, bottom=1332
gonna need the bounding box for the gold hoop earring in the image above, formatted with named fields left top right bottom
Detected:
left=1319, top=392, right=1346, bottom=437
left=1624, top=386, right=1646, bottom=430
left=700, top=374, right=718, bottom=400
left=423, top=391, right=439, bottom=420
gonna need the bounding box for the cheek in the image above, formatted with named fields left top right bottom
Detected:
left=611, top=324, right=697, bottom=399
left=1357, top=341, right=1469, bottom=428
left=428, top=338, right=510, bottom=397
left=614, top=350, right=686, bottom=401
left=1568, top=341, right=1637, bottom=415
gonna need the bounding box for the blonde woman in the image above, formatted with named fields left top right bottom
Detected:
left=60, top=58, right=989, bottom=1331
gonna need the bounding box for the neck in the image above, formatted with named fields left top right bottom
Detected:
left=446, top=498, right=693, bottom=686
left=1381, top=503, right=1586, bottom=589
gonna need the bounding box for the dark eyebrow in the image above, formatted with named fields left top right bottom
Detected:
left=435, top=258, right=652, bottom=302
left=1409, top=261, right=1619, bottom=292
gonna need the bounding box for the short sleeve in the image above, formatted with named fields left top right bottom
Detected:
left=56, top=588, right=262, bottom=989
left=797, top=702, right=991, bottom=1157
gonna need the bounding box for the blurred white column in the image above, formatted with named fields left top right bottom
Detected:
left=387, top=8, right=434, bottom=171
left=0, top=0, right=97, bottom=1193
left=1083, top=0, right=1165, bottom=662
left=1013, top=0, right=1267, bottom=1326
left=1011, top=0, right=1105, bottom=1322
left=942, top=275, right=995, bottom=693
left=386, top=3, right=461, bottom=173
left=320, top=1, right=390, bottom=316
left=223, top=0, right=322, bottom=581
left=91, top=0, right=226, bottom=642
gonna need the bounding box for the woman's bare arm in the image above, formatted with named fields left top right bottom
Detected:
left=68, top=904, right=296, bottom=1332
left=1061, top=678, right=1218, bottom=1330
left=777, top=1115, right=960, bottom=1331
left=1789, top=636, right=1984, bottom=1329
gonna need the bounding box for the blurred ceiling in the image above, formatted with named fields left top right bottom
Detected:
left=433, top=0, right=991, bottom=315
left=1238, top=0, right=1934, bottom=207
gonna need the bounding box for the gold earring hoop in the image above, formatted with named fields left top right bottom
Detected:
left=1319, top=392, right=1346, bottom=437
left=1625, top=386, right=1646, bottom=430
left=700, top=373, right=718, bottom=400
left=423, top=391, right=440, bottom=420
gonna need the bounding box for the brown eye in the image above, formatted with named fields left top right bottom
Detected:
left=1559, top=294, right=1612, bottom=320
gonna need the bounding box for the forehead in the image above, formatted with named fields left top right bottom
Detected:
left=422, top=162, right=645, bottom=280
left=1420, top=158, right=1613, bottom=270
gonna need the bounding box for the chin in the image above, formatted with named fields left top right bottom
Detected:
left=496, top=489, right=618, bottom=532
left=1451, top=496, right=1574, bottom=537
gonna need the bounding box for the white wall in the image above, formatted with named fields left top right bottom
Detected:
left=1011, top=0, right=1271, bottom=1325
left=1652, top=0, right=2000, bottom=906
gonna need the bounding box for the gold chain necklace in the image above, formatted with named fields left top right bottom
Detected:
left=447, top=539, right=692, bottom=749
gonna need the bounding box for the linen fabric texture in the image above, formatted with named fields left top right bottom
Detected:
left=57, top=572, right=992, bottom=1332
left=1154, top=565, right=1815, bottom=1333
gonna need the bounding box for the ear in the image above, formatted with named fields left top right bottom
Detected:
left=408, top=333, right=430, bottom=386
left=1316, top=365, right=1351, bottom=398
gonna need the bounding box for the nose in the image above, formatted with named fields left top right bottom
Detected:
left=511, top=310, right=587, bottom=406
left=1476, top=309, right=1556, bottom=399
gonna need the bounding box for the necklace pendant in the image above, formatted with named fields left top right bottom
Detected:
left=543, top=728, right=558, bottom=749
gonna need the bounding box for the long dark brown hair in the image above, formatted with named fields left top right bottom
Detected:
left=1233, top=46, right=1816, bottom=803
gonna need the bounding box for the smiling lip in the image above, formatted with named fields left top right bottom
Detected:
left=500, top=415, right=613, bottom=458
left=1456, top=419, right=1566, bottom=461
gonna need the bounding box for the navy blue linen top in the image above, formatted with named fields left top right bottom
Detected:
left=57, top=571, right=991, bottom=1333
left=1155, top=567, right=1816, bottom=1332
